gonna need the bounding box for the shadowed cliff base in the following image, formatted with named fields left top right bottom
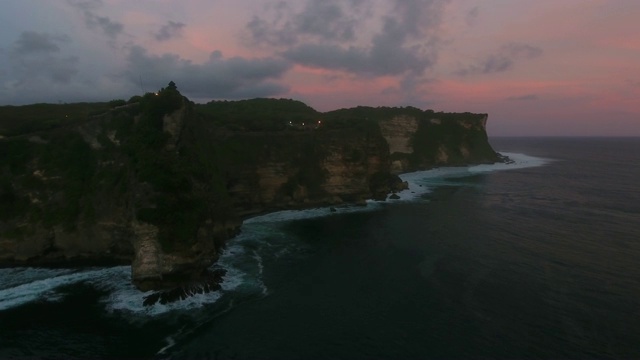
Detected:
left=0, top=83, right=501, bottom=296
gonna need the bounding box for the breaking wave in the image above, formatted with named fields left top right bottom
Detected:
left=396, top=152, right=553, bottom=201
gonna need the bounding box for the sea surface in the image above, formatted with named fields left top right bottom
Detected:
left=1, top=137, right=639, bottom=359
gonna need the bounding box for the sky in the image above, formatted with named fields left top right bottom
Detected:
left=1, top=0, right=639, bottom=136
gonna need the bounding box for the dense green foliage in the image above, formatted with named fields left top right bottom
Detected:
left=0, top=102, right=110, bottom=137
left=0, top=131, right=97, bottom=233
left=322, top=106, right=481, bottom=134
left=0, top=83, right=187, bottom=241
left=109, top=99, right=127, bottom=108
left=409, top=113, right=492, bottom=166
left=196, top=98, right=319, bottom=131
left=139, top=88, right=183, bottom=124
left=410, top=120, right=467, bottom=164
left=324, top=105, right=429, bottom=123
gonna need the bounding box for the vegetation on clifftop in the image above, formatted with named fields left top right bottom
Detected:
left=196, top=98, right=319, bottom=131
left=0, top=102, right=139, bottom=137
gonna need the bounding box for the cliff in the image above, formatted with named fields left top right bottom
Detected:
left=0, top=86, right=500, bottom=291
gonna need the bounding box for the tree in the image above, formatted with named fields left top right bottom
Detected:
left=109, top=99, right=127, bottom=108
left=167, top=81, right=177, bottom=91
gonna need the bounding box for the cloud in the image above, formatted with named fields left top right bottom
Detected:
left=465, top=6, right=479, bottom=26
left=282, top=35, right=434, bottom=77
left=247, top=0, right=446, bottom=77
left=9, top=31, right=79, bottom=85
left=457, top=43, right=543, bottom=76
left=126, top=46, right=292, bottom=99
left=16, top=56, right=79, bottom=85
left=67, top=0, right=124, bottom=39
left=627, top=79, right=640, bottom=88
left=290, top=1, right=358, bottom=41
left=506, top=94, right=538, bottom=101
left=155, top=21, right=186, bottom=42
left=13, top=31, right=70, bottom=55
left=66, top=0, right=101, bottom=11
left=381, top=76, right=437, bottom=107
left=245, top=0, right=367, bottom=47
left=84, top=12, right=123, bottom=39
left=246, top=15, right=296, bottom=47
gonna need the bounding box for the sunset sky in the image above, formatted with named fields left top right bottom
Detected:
left=1, top=0, right=639, bottom=136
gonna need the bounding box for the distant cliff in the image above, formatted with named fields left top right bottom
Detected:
left=0, top=85, right=500, bottom=291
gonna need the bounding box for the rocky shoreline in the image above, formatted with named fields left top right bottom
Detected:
left=142, top=268, right=227, bottom=306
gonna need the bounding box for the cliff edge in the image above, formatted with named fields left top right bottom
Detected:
left=0, top=85, right=500, bottom=291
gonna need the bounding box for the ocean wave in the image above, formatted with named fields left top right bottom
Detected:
left=0, top=254, right=263, bottom=316
left=94, top=267, right=225, bottom=316
left=0, top=268, right=105, bottom=311
left=0, top=267, right=77, bottom=291
left=0, top=266, right=226, bottom=315
left=470, top=152, right=553, bottom=173
left=244, top=201, right=384, bottom=225
left=397, top=152, right=552, bottom=197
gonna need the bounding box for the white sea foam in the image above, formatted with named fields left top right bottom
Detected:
left=470, top=152, right=553, bottom=173
left=215, top=233, right=269, bottom=297
left=99, top=229, right=271, bottom=315
left=94, top=266, right=228, bottom=316
left=252, top=250, right=269, bottom=296
left=0, top=265, right=225, bottom=315
left=245, top=201, right=384, bottom=225
left=394, top=152, right=552, bottom=199
left=157, top=335, right=177, bottom=356
left=0, top=268, right=105, bottom=311
left=104, top=287, right=223, bottom=316
left=215, top=243, right=248, bottom=293
left=0, top=267, right=77, bottom=291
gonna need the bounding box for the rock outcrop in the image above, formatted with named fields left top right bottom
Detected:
left=0, top=87, right=500, bottom=291
left=222, top=125, right=394, bottom=216
left=379, top=113, right=497, bottom=173
left=380, top=115, right=419, bottom=154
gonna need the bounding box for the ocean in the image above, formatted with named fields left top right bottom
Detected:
left=1, top=137, right=639, bottom=359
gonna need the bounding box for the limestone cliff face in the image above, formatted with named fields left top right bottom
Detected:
left=0, top=90, right=241, bottom=290
left=0, top=221, right=133, bottom=266
left=223, top=127, right=393, bottom=216
left=379, top=115, right=419, bottom=154
left=379, top=115, right=419, bottom=173
left=130, top=217, right=239, bottom=291
left=0, top=94, right=499, bottom=291
left=319, top=128, right=392, bottom=202
left=380, top=113, right=498, bottom=173
left=0, top=111, right=135, bottom=267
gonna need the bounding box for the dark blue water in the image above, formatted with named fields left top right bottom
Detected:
left=1, top=137, right=639, bottom=359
